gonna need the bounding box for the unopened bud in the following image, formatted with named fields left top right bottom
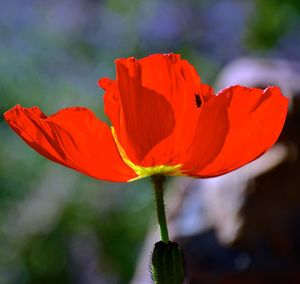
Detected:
left=151, top=241, right=185, bottom=284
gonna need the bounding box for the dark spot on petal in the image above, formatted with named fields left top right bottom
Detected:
left=195, top=94, right=202, bottom=108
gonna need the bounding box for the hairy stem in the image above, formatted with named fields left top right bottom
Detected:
left=151, top=175, right=169, bottom=243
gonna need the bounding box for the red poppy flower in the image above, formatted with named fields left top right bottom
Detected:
left=4, top=54, right=288, bottom=182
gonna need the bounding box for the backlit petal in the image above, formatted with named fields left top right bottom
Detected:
left=185, top=86, right=288, bottom=177
left=99, top=54, right=213, bottom=167
left=4, top=105, right=137, bottom=182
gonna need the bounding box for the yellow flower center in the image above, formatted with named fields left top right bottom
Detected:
left=111, top=127, right=184, bottom=181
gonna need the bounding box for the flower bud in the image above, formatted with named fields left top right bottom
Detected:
left=151, top=241, right=185, bottom=284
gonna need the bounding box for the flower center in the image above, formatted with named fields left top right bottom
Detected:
left=111, top=127, right=184, bottom=181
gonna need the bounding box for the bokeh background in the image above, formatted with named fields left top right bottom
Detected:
left=1, top=0, right=300, bottom=283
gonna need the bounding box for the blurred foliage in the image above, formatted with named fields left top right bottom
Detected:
left=1, top=0, right=300, bottom=283
left=247, top=0, right=300, bottom=50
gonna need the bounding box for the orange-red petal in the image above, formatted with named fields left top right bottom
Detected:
left=184, top=85, right=288, bottom=177
left=100, top=54, right=214, bottom=167
left=4, top=105, right=137, bottom=182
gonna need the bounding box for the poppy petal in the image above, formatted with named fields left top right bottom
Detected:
left=139, top=82, right=216, bottom=167
left=115, top=57, right=176, bottom=165
left=184, top=85, right=288, bottom=177
left=4, top=105, right=137, bottom=182
left=100, top=54, right=213, bottom=167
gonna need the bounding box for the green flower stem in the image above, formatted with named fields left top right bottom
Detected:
left=151, top=175, right=169, bottom=243
left=151, top=175, right=185, bottom=284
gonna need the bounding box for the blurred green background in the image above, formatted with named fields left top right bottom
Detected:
left=1, top=0, right=300, bottom=283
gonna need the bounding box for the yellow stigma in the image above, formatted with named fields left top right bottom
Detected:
left=111, top=127, right=184, bottom=181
